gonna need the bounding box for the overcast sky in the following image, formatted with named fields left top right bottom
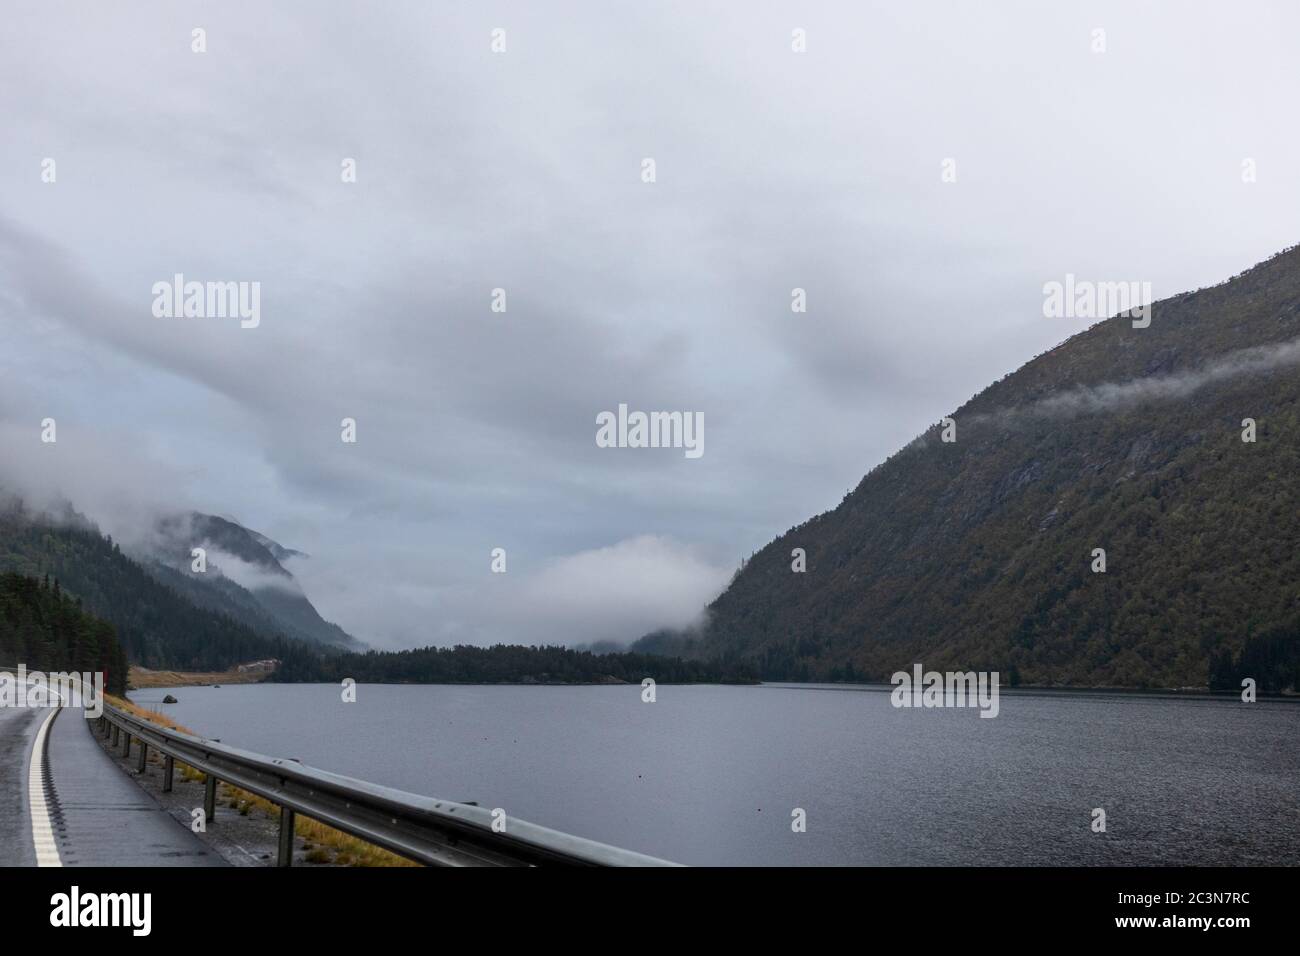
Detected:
left=2, top=1, right=1298, bottom=650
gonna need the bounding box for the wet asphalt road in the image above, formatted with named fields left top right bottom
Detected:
left=0, top=704, right=38, bottom=865
left=0, top=699, right=223, bottom=867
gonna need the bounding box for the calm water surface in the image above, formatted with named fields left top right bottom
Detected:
left=138, top=683, right=1300, bottom=865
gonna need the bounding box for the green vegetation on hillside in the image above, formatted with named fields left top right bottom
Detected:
left=146, top=512, right=365, bottom=651
left=0, top=506, right=302, bottom=672
left=0, top=572, right=128, bottom=695
left=639, top=244, right=1300, bottom=691
left=1209, top=620, right=1300, bottom=694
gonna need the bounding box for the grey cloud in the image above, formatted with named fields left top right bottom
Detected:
left=3, top=1, right=1299, bottom=647
left=974, top=334, right=1300, bottom=427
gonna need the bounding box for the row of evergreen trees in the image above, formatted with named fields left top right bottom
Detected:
left=273, top=642, right=756, bottom=685
left=1208, top=620, right=1300, bottom=694
left=0, top=573, right=128, bottom=695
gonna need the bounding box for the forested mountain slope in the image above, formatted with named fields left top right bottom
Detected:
left=144, top=512, right=365, bottom=651
left=0, top=503, right=303, bottom=671
left=639, top=245, right=1300, bottom=690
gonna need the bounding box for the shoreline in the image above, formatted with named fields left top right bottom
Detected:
left=127, top=673, right=1299, bottom=702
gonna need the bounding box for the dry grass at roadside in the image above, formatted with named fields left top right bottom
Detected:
left=106, top=694, right=417, bottom=867
left=128, top=665, right=271, bottom=688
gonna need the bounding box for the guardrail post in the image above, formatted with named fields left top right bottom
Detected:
left=278, top=806, right=295, bottom=867
left=88, top=699, right=676, bottom=867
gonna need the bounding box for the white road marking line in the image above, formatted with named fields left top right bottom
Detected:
left=29, top=704, right=63, bottom=867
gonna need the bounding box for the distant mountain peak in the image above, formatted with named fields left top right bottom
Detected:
left=247, top=527, right=308, bottom=563
left=142, top=511, right=365, bottom=652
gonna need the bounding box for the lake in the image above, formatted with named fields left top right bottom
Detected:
left=135, top=682, right=1300, bottom=866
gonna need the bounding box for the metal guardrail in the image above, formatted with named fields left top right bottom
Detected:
left=97, top=699, right=678, bottom=867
